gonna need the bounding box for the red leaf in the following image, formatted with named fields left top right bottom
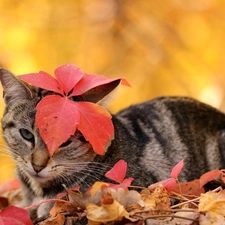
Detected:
left=108, top=178, right=134, bottom=191
left=149, top=178, right=177, bottom=193
left=173, top=179, right=205, bottom=196
left=199, top=170, right=223, bottom=188
left=19, top=71, right=63, bottom=95
left=0, top=206, right=33, bottom=225
left=36, top=95, right=80, bottom=155
left=54, top=64, right=84, bottom=95
left=76, top=102, right=114, bottom=155
left=105, top=160, right=127, bottom=183
left=170, top=159, right=184, bottom=179
left=70, top=73, right=130, bottom=96
left=0, top=179, right=20, bottom=195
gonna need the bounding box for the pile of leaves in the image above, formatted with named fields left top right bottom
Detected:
left=1, top=160, right=225, bottom=225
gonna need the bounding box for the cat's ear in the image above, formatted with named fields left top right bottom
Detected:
left=0, top=68, right=34, bottom=105
left=75, top=79, right=121, bottom=105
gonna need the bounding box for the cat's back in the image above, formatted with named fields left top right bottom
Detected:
left=116, top=96, right=225, bottom=129
left=111, top=97, right=225, bottom=183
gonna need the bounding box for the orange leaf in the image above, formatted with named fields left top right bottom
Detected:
left=77, top=102, right=114, bottom=155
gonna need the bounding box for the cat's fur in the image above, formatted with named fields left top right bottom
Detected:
left=1, top=68, right=225, bottom=219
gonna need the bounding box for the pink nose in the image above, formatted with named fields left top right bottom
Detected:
left=32, top=163, right=46, bottom=173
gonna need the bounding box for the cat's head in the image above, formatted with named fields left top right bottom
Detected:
left=0, top=68, right=120, bottom=190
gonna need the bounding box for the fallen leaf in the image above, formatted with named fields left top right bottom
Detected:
left=105, top=160, right=127, bottom=183
left=199, top=170, right=223, bottom=188
left=173, top=179, right=205, bottom=196
left=39, top=213, right=66, bottom=225
left=199, top=211, right=225, bottom=225
left=0, top=206, right=33, bottom=225
left=199, top=190, right=225, bottom=216
left=86, top=193, right=129, bottom=224
left=170, top=159, right=184, bottom=179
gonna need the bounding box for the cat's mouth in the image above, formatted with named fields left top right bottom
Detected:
left=26, top=166, right=51, bottom=182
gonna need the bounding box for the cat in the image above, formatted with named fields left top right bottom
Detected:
left=1, top=67, right=225, bottom=220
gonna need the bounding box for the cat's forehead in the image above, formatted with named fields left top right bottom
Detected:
left=4, top=98, right=37, bottom=119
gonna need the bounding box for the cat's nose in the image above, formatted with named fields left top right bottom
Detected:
left=32, top=163, right=46, bottom=173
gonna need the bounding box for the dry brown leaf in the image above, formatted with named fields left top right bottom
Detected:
left=199, top=190, right=225, bottom=216
left=199, top=212, right=225, bottom=225
left=50, top=201, right=78, bottom=217
left=86, top=192, right=129, bottom=224
left=39, top=213, right=66, bottom=225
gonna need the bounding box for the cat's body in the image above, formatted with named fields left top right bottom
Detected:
left=1, top=68, right=225, bottom=219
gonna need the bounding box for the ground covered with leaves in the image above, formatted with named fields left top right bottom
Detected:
left=1, top=160, right=225, bottom=225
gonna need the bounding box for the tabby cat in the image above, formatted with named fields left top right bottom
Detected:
left=1, top=68, right=225, bottom=219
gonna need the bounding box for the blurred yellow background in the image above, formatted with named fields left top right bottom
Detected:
left=1, top=0, right=225, bottom=183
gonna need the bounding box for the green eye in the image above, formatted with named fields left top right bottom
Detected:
left=19, top=129, right=34, bottom=142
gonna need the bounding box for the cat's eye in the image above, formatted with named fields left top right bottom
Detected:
left=19, top=129, right=34, bottom=142
left=60, top=139, right=72, bottom=148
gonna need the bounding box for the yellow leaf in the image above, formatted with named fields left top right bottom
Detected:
left=86, top=198, right=129, bottom=223
left=199, top=190, right=225, bottom=216
left=89, top=181, right=109, bottom=197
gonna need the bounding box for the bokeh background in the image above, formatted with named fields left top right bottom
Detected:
left=1, top=0, right=225, bottom=183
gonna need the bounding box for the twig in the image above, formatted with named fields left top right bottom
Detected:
left=25, top=198, right=68, bottom=210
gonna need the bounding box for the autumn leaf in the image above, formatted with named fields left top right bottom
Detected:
left=36, top=95, right=80, bottom=155
left=173, top=179, right=205, bottom=196
left=70, top=73, right=130, bottom=96
left=199, top=190, right=225, bottom=216
left=76, top=102, right=114, bottom=155
left=19, top=63, right=130, bottom=155
left=86, top=192, right=129, bottom=224
left=105, top=160, right=128, bottom=183
left=0, top=206, right=33, bottom=225
left=104, top=160, right=134, bottom=190
left=199, top=170, right=223, bottom=188
left=149, top=159, right=184, bottom=192
left=54, top=63, right=84, bottom=95
left=19, top=71, right=63, bottom=95
left=170, top=159, right=184, bottom=179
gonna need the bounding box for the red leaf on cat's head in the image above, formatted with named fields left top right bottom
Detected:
left=70, top=73, right=131, bottom=96
left=76, top=102, right=114, bottom=155
left=35, top=95, right=80, bottom=155
left=54, top=64, right=84, bottom=95
left=0, top=206, right=33, bottom=225
left=19, top=64, right=130, bottom=156
left=19, top=71, right=63, bottom=95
